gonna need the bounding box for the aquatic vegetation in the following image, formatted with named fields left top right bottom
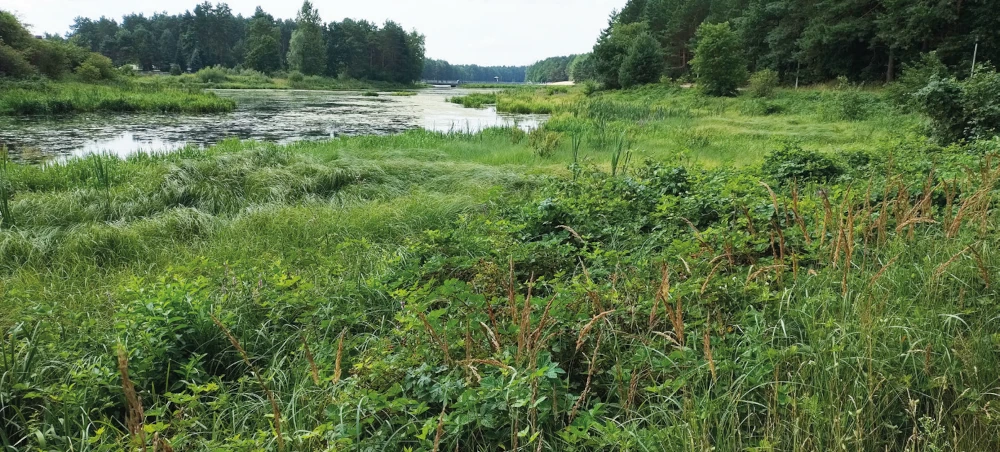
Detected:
left=0, top=81, right=235, bottom=115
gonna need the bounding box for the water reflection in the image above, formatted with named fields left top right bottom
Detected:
left=0, top=88, right=546, bottom=162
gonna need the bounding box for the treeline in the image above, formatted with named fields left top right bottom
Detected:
left=0, top=10, right=117, bottom=81
left=68, top=1, right=426, bottom=82
left=525, top=55, right=578, bottom=83
left=586, top=0, right=1000, bottom=88
left=421, top=59, right=525, bottom=82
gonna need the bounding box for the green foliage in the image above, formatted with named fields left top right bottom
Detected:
left=592, top=22, right=651, bottom=90
left=761, top=142, right=843, bottom=183
left=0, top=81, right=234, bottom=115
left=618, top=32, right=665, bottom=89
left=886, top=52, right=948, bottom=108
left=287, top=70, right=304, bottom=82
left=243, top=7, right=283, bottom=74
left=75, top=53, right=116, bottom=81
left=914, top=69, right=1000, bottom=143
left=526, top=55, right=577, bottom=83
left=528, top=128, right=561, bottom=157
left=0, top=43, right=35, bottom=78
left=747, top=69, right=779, bottom=98
left=569, top=53, right=598, bottom=82
left=691, top=22, right=747, bottom=96
left=169, top=63, right=183, bottom=76
left=287, top=1, right=326, bottom=76
left=196, top=66, right=228, bottom=83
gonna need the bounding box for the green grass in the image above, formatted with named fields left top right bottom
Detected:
left=0, top=80, right=235, bottom=115
left=3, top=84, right=1000, bottom=451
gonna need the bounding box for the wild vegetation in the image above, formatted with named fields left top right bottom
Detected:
left=6, top=70, right=1000, bottom=449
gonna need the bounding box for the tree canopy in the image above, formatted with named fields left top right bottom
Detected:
left=63, top=1, right=427, bottom=82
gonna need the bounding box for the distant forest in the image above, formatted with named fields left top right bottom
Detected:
left=421, top=59, right=526, bottom=83
left=65, top=1, right=426, bottom=82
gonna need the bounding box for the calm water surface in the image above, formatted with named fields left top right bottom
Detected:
left=0, top=88, right=546, bottom=162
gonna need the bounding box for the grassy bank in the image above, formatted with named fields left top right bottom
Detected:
left=135, top=68, right=422, bottom=92
left=0, top=80, right=235, bottom=115
left=3, top=85, right=1000, bottom=451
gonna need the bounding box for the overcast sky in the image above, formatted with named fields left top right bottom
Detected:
left=6, top=0, right=624, bottom=66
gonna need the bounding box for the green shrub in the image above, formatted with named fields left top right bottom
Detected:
left=0, top=43, right=35, bottom=78
left=581, top=80, right=600, bottom=96
left=196, top=66, right=228, bottom=83
left=528, top=128, right=561, bottom=157
left=886, top=52, right=948, bottom=108
left=762, top=142, right=843, bottom=183
left=23, top=39, right=70, bottom=79
left=618, top=32, right=665, bottom=89
left=75, top=54, right=116, bottom=81
left=913, top=69, right=1000, bottom=143
left=691, top=22, right=747, bottom=96
left=287, top=70, right=304, bottom=82
left=747, top=69, right=779, bottom=98
left=169, top=63, right=183, bottom=76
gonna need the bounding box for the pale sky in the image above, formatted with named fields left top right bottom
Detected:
left=5, top=0, right=624, bottom=66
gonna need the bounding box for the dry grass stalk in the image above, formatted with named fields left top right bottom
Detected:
left=211, top=314, right=285, bottom=452
left=418, top=312, right=451, bottom=364
left=932, top=245, right=973, bottom=282
left=746, top=264, right=787, bottom=285
left=117, top=345, right=147, bottom=452
left=432, top=404, right=447, bottom=452
left=333, top=328, right=346, bottom=383
left=576, top=310, right=614, bottom=352
left=867, top=253, right=902, bottom=289
left=701, top=261, right=724, bottom=295
left=152, top=432, right=173, bottom=452
left=479, top=321, right=501, bottom=352
left=301, top=334, right=320, bottom=385
left=569, top=330, right=602, bottom=422
left=791, top=182, right=811, bottom=245
left=703, top=328, right=716, bottom=383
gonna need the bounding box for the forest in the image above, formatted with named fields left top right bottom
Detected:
left=421, top=59, right=527, bottom=83
left=581, top=0, right=999, bottom=87
left=67, top=1, right=426, bottom=82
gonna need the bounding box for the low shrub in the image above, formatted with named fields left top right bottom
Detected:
left=762, top=142, right=843, bottom=183
left=747, top=69, right=779, bottom=98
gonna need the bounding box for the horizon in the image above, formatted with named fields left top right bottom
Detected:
left=4, top=0, right=624, bottom=66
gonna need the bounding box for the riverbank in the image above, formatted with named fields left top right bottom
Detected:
left=0, top=80, right=236, bottom=115
left=3, top=85, right=1000, bottom=450
left=134, top=69, right=423, bottom=91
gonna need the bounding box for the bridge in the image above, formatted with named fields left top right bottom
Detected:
left=422, top=80, right=464, bottom=87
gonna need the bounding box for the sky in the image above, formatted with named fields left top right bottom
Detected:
left=5, top=0, right=625, bottom=66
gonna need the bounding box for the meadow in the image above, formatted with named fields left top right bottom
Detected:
left=3, top=83, right=1000, bottom=451
left=0, top=80, right=235, bottom=115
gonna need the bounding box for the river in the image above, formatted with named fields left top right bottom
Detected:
left=0, top=88, right=545, bottom=163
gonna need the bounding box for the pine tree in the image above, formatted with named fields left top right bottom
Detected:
left=244, top=7, right=282, bottom=73
left=619, top=32, right=665, bottom=88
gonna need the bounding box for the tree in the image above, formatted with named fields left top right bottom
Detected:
left=287, top=1, right=325, bottom=75
left=188, top=47, right=203, bottom=71
left=619, top=32, right=665, bottom=88
left=244, top=7, right=282, bottom=73
left=158, top=29, right=176, bottom=70
left=593, top=21, right=648, bottom=89
left=569, top=54, right=598, bottom=82
left=691, top=22, right=747, bottom=96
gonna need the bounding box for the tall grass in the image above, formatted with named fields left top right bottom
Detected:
left=0, top=81, right=235, bottom=115
left=2, top=84, right=994, bottom=451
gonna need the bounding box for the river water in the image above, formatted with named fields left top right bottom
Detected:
left=0, top=88, right=545, bottom=162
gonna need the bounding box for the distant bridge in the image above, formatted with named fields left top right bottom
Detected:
left=422, top=80, right=464, bottom=87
